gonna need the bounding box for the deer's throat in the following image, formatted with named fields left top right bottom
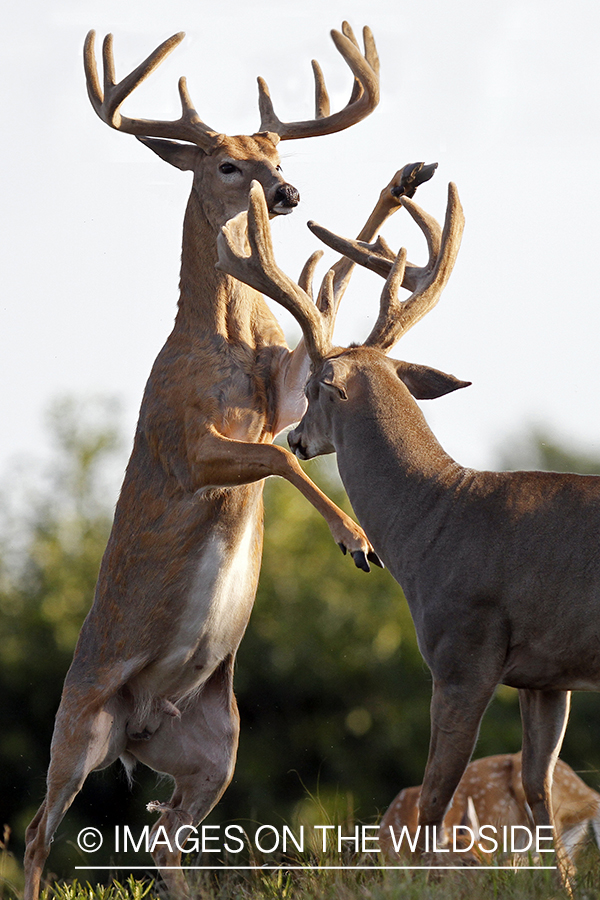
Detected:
left=176, top=192, right=260, bottom=340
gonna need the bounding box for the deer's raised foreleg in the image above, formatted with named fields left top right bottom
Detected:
left=188, top=428, right=382, bottom=571
left=129, top=656, right=239, bottom=899
left=519, top=688, right=572, bottom=888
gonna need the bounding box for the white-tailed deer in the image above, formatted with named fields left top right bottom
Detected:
left=380, top=753, right=600, bottom=866
left=22, top=24, right=404, bottom=900
left=218, top=178, right=600, bottom=892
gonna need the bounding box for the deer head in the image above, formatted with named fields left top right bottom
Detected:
left=83, top=25, right=379, bottom=230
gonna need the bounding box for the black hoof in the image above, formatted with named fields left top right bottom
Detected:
left=391, top=161, right=438, bottom=198
left=368, top=550, right=384, bottom=569
left=351, top=550, right=371, bottom=572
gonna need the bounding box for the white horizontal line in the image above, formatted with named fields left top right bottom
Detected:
left=75, top=865, right=558, bottom=871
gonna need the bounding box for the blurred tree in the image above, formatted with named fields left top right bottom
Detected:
left=0, top=397, right=157, bottom=875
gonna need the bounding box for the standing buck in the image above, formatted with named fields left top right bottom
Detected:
left=218, top=178, right=600, bottom=891
left=380, top=753, right=600, bottom=866
left=22, top=24, right=401, bottom=900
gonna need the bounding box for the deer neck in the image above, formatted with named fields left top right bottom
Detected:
left=335, top=377, right=464, bottom=565
left=175, top=189, right=263, bottom=343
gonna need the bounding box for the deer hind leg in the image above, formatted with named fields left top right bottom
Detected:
left=519, top=688, right=573, bottom=887
left=24, top=689, right=130, bottom=900
left=417, top=679, right=496, bottom=863
left=127, top=655, right=240, bottom=899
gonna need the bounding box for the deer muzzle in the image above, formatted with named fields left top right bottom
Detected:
left=271, top=182, right=300, bottom=215
left=287, top=426, right=309, bottom=460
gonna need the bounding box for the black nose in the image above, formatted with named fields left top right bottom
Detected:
left=273, top=183, right=300, bottom=208
left=288, top=429, right=305, bottom=459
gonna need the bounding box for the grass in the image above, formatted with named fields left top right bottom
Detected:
left=0, top=867, right=586, bottom=900
left=3, top=824, right=600, bottom=900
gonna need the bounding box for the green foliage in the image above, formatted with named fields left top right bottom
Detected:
left=0, top=400, right=117, bottom=841
left=0, top=398, right=158, bottom=876
left=5, top=857, right=600, bottom=900
left=39, top=878, right=157, bottom=900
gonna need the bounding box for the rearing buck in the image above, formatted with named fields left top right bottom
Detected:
left=22, top=23, right=402, bottom=900
left=218, top=179, right=600, bottom=891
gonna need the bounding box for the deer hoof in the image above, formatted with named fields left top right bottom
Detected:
left=368, top=549, right=384, bottom=569
left=351, top=550, right=371, bottom=572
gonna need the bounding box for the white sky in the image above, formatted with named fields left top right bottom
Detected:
left=2, top=0, right=600, bottom=482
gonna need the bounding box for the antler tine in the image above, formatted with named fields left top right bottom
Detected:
left=363, top=248, right=410, bottom=351
left=342, top=23, right=380, bottom=108
left=298, top=251, right=325, bottom=300
left=308, top=224, right=396, bottom=279
left=401, top=197, right=443, bottom=272
left=85, top=31, right=183, bottom=125
left=364, top=183, right=465, bottom=351
left=84, top=31, right=104, bottom=113
left=84, top=30, right=220, bottom=151
left=217, top=182, right=332, bottom=364
left=341, top=20, right=360, bottom=48
left=309, top=196, right=444, bottom=289
left=361, top=24, right=380, bottom=76
left=257, top=22, right=379, bottom=140
left=311, top=60, right=330, bottom=119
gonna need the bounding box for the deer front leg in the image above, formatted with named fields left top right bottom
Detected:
left=519, top=688, right=573, bottom=891
left=417, top=679, right=496, bottom=864
left=191, top=427, right=382, bottom=571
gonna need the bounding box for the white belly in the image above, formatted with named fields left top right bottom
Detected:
left=133, top=516, right=257, bottom=703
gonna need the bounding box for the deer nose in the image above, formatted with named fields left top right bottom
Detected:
left=272, top=183, right=300, bottom=210
left=288, top=428, right=306, bottom=459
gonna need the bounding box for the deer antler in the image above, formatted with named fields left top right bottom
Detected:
left=84, top=31, right=221, bottom=151
left=362, top=183, right=465, bottom=351
left=307, top=162, right=441, bottom=289
left=216, top=182, right=334, bottom=364
left=217, top=168, right=451, bottom=364
left=85, top=25, right=378, bottom=150
left=257, top=21, right=379, bottom=140
left=298, top=162, right=440, bottom=332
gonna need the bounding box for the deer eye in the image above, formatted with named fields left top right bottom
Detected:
left=219, top=162, right=241, bottom=175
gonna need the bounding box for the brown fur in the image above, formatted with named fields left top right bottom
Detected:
left=219, top=177, right=598, bottom=895
left=24, top=28, right=381, bottom=900
left=380, top=754, right=600, bottom=865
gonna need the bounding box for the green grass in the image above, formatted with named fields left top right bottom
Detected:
left=3, top=826, right=600, bottom=900
left=0, top=867, right=586, bottom=900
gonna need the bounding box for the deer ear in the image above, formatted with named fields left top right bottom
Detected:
left=136, top=137, right=203, bottom=171
left=320, top=375, right=348, bottom=401
left=461, top=796, right=481, bottom=840
left=319, top=359, right=349, bottom=401
left=394, top=361, right=471, bottom=400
